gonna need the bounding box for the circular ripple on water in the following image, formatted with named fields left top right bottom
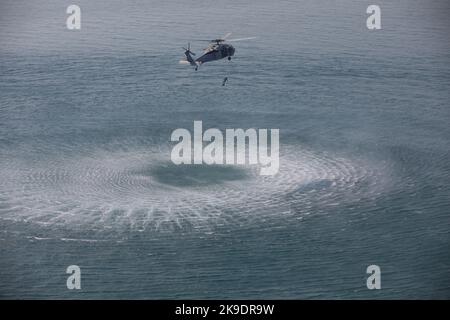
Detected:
left=0, top=142, right=391, bottom=232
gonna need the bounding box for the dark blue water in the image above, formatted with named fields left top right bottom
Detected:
left=1, top=0, right=449, bottom=298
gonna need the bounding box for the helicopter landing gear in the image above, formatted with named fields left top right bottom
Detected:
left=228, top=56, right=231, bottom=61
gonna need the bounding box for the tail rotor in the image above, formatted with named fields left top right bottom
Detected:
left=182, top=43, right=195, bottom=56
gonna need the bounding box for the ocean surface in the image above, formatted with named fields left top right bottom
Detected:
left=0, top=0, right=449, bottom=298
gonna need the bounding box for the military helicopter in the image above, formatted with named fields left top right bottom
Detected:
left=179, top=33, right=256, bottom=71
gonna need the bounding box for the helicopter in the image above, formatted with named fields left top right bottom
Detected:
left=179, top=33, right=256, bottom=71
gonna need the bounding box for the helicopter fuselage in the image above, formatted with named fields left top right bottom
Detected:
left=181, top=34, right=255, bottom=70
left=195, top=43, right=235, bottom=65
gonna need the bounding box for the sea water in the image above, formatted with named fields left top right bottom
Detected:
left=0, top=0, right=449, bottom=298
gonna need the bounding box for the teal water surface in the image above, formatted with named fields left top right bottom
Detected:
left=0, top=0, right=449, bottom=298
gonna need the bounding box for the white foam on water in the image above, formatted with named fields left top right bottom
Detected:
left=0, top=143, right=391, bottom=232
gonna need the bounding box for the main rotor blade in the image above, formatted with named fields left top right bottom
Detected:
left=227, top=37, right=257, bottom=42
left=222, top=32, right=232, bottom=40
